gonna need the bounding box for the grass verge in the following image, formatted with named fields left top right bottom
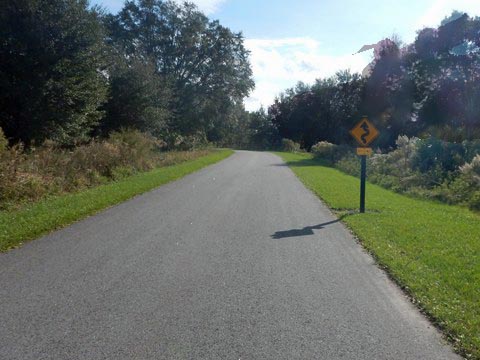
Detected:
left=1, top=149, right=233, bottom=252
left=277, top=151, right=480, bottom=359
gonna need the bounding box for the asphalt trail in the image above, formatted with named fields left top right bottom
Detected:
left=0, top=151, right=459, bottom=359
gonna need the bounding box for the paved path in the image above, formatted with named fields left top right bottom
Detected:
left=0, top=151, right=459, bottom=359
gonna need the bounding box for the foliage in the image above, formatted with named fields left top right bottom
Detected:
left=224, top=107, right=280, bottom=150
left=270, top=72, right=365, bottom=149
left=459, top=154, right=480, bottom=185
left=367, top=136, right=425, bottom=191
left=0, top=0, right=254, bottom=148
left=469, top=191, right=480, bottom=211
left=311, top=142, right=337, bottom=163
left=0, top=149, right=233, bottom=251
left=311, top=141, right=352, bottom=164
left=105, top=0, right=254, bottom=142
left=0, top=0, right=108, bottom=145
left=307, top=135, right=480, bottom=210
left=246, top=108, right=280, bottom=150
left=268, top=12, right=480, bottom=150
left=371, top=137, right=480, bottom=205
left=173, top=133, right=210, bottom=151
left=335, top=154, right=361, bottom=178
left=412, top=137, right=466, bottom=176
left=458, top=154, right=480, bottom=210
left=0, top=128, right=7, bottom=154
left=101, top=60, right=172, bottom=138
left=0, top=129, right=212, bottom=209
left=281, top=139, right=300, bottom=152
left=279, top=151, right=480, bottom=359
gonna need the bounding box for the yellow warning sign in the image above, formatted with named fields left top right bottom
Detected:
left=350, top=117, right=379, bottom=147
left=356, top=147, right=373, bottom=156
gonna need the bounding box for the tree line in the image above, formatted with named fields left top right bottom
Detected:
left=0, top=0, right=254, bottom=148
left=2, top=4, right=479, bottom=152
left=266, top=11, right=480, bottom=150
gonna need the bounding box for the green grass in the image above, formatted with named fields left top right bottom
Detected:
left=277, top=151, right=480, bottom=359
left=0, top=149, right=233, bottom=252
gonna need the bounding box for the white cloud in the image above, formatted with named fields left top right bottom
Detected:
left=416, top=0, right=480, bottom=29
left=173, top=0, right=226, bottom=14
left=244, top=37, right=371, bottom=111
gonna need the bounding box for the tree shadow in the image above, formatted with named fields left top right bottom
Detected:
left=272, top=157, right=333, bottom=168
left=271, top=217, right=346, bottom=240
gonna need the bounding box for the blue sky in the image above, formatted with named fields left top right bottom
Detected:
left=93, top=0, right=480, bottom=110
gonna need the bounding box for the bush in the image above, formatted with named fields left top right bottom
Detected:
left=311, top=141, right=351, bottom=164
left=413, top=137, right=465, bottom=176
left=336, top=154, right=360, bottom=177
left=463, top=139, right=480, bottom=163
left=281, top=138, right=300, bottom=152
left=175, top=133, right=209, bottom=151
left=448, top=154, right=480, bottom=208
left=109, top=129, right=162, bottom=171
left=0, top=128, right=8, bottom=155
left=312, top=141, right=336, bottom=160
left=329, top=136, right=480, bottom=210
left=0, top=128, right=210, bottom=209
left=469, top=191, right=480, bottom=211
left=459, top=154, right=480, bottom=185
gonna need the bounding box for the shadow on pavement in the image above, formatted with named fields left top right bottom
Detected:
left=270, top=158, right=332, bottom=168
left=271, top=218, right=342, bottom=239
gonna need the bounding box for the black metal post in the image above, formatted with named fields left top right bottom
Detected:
left=360, top=155, right=367, bottom=213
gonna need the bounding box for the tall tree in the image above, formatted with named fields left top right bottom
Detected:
left=412, top=13, right=480, bottom=140
left=0, top=0, right=108, bottom=145
left=106, top=0, right=254, bottom=139
left=247, top=107, right=280, bottom=150
left=101, top=58, right=172, bottom=138
left=270, top=72, right=365, bottom=149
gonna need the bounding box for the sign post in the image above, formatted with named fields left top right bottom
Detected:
left=349, top=117, right=379, bottom=213
left=360, top=155, right=367, bottom=213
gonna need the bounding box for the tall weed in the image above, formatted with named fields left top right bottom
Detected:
left=0, top=128, right=211, bottom=209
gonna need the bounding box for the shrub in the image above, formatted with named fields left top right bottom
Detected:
left=463, top=139, right=480, bottom=162
left=111, top=166, right=136, bottom=180
left=469, top=191, right=480, bottom=211
left=439, top=176, right=475, bottom=204
left=333, top=137, right=419, bottom=175
left=0, top=129, right=211, bottom=209
left=109, top=128, right=161, bottom=171
left=311, top=141, right=352, bottom=164
left=336, top=154, right=360, bottom=177
left=175, top=133, right=209, bottom=151
left=370, top=136, right=419, bottom=175
left=442, top=154, right=480, bottom=208
left=329, top=135, right=480, bottom=210
left=459, top=154, right=480, bottom=186
left=362, top=136, right=438, bottom=192
left=413, top=137, right=465, bottom=177
left=0, top=128, right=8, bottom=155
left=312, top=141, right=336, bottom=160
left=281, top=138, right=300, bottom=152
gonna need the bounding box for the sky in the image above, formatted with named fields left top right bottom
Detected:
left=93, top=0, right=480, bottom=111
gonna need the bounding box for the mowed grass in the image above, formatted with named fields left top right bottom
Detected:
left=0, top=149, right=233, bottom=252
left=277, top=151, right=480, bottom=359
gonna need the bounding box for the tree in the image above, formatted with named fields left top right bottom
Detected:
left=360, top=38, right=417, bottom=147
left=0, top=0, right=108, bottom=145
left=101, top=59, right=172, bottom=138
left=247, top=108, right=279, bottom=150
left=412, top=13, right=480, bottom=140
left=106, top=0, right=254, bottom=139
left=267, top=11, right=480, bottom=150
left=269, top=72, right=365, bottom=149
